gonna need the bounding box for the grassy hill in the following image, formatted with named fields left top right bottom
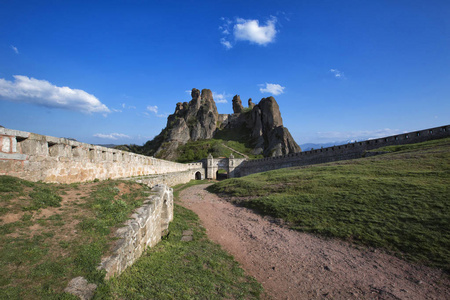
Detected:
left=209, top=137, right=450, bottom=272
left=0, top=177, right=261, bottom=299
left=120, top=123, right=264, bottom=162
left=175, top=126, right=265, bottom=162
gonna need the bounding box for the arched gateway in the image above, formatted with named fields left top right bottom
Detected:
left=205, top=153, right=246, bottom=180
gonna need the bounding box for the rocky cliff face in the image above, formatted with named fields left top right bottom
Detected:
left=153, top=88, right=218, bottom=160
left=227, top=96, right=301, bottom=157
left=147, top=88, right=300, bottom=160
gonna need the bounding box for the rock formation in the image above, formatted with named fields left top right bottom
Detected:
left=232, top=95, right=244, bottom=114
left=227, top=96, right=301, bottom=156
left=142, top=88, right=301, bottom=160
left=153, top=88, right=219, bottom=160
left=248, top=98, right=255, bottom=109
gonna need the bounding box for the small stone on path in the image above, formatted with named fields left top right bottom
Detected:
left=64, top=276, right=97, bottom=300
left=182, top=230, right=193, bottom=236
left=181, top=229, right=193, bottom=242
left=181, top=236, right=193, bottom=242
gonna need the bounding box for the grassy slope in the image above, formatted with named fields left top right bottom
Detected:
left=0, top=178, right=152, bottom=299
left=176, top=125, right=263, bottom=163
left=1, top=177, right=262, bottom=299
left=209, top=137, right=450, bottom=271
left=95, top=180, right=263, bottom=299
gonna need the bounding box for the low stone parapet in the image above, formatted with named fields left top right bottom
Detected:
left=130, top=168, right=205, bottom=188
left=98, top=184, right=173, bottom=279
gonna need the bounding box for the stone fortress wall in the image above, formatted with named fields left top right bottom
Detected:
left=233, top=125, right=450, bottom=177
left=0, top=126, right=205, bottom=285
left=0, top=127, right=204, bottom=184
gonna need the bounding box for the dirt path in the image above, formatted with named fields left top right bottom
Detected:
left=221, top=143, right=249, bottom=158
left=179, top=184, right=449, bottom=300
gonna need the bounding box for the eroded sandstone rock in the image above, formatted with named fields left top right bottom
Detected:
left=154, top=88, right=219, bottom=159
left=146, top=89, right=300, bottom=160
left=246, top=96, right=301, bottom=156
left=248, top=98, right=255, bottom=109
left=232, top=95, right=244, bottom=114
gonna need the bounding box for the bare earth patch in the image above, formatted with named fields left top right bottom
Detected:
left=179, top=184, right=449, bottom=300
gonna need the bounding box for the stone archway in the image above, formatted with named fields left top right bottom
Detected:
left=195, top=171, right=202, bottom=180
left=215, top=168, right=228, bottom=180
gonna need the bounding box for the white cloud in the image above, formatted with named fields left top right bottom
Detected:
left=220, top=38, right=232, bottom=49
left=0, top=75, right=110, bottom=114
left=213, top=92, right=230, bottom=104
left=330, top=69, right=345, bottom=79
left=145, top=105, right=167, bottom=118
left=146, top=105, right=158, bottom=114
left=93, top=133, right=131, bottom=140
left=234, top=17, right=277, bottom=45
left=259, top=83, right=285, bottom=95
left=219, top=16, right=277, bottom=48
left=11, top=45, right=19, bottom=54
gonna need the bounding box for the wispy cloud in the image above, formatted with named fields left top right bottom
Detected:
left=145, top=105, right=167, bottom=118
left=220, top=38, right=232, bottom=50
left=0, top=75, right=110, bottom=114
left=330, top=69, right=345, bottom=79
left=213, top=92, right=230, bottom=104
left=11, top=45, right=19, bottom=54
left=147, top=105, right=158, bottom=114
left=121, top=103, right=136, bottom=109
left=220, top=16, right=277, bottom=49
left=259, top=83, right=285, bottom=95
left=316, top=128, right=403, bottom=142
left=93, top=133, right=131, bottom=140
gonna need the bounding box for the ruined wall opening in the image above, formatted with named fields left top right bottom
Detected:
left=195, top=171, right=202, bottom=180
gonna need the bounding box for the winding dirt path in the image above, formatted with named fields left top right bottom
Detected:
left=179, top=184, right=449, bottom=300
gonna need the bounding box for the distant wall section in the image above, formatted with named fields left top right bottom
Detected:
left=0, top=127, right=203, bottom=184
left=235, top=125, right=450, bottom=177
left=130, top=168, right=205, bottom=187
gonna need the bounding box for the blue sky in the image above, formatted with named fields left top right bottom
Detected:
left=1, top=0, right=449, bottom=145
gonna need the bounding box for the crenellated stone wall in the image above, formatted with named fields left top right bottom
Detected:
left=0, top=127, right=204, bottom=296
left=0, top=127, right=203, bottom=184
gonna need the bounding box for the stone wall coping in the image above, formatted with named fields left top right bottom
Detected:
left=0, top=127, right=30, bottom=139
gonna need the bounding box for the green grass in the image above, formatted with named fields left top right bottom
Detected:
left=96, top=179, right=263, bottom=299
left=0, top=178, right=152, bottom=299
left=175, top=123, right=263, bottom=163
left=176, top=139, right=240, bottom=162
left=209, top=137, right=450, bottom=272
left=1, top=177, right=263, bottom=299
left=95, top=202, right=262, bottom=299
left=175, top=138, right=263, bottom=163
